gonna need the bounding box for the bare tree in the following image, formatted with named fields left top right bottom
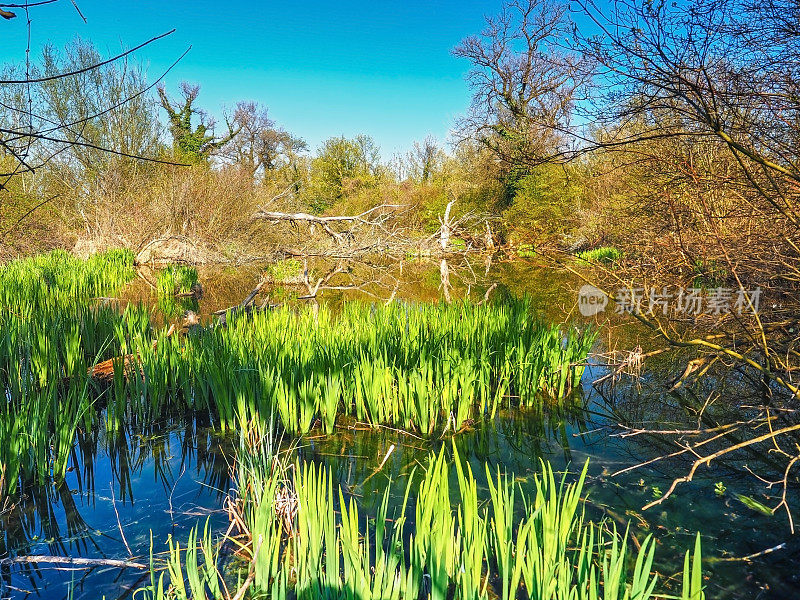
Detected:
left=406, top=135, right=443, bottom=183
left=0, top=1, right=180, bottom=248
left=219, top=101, right=306, bottom=177
left=574, top=0, right=800, bottom=229
left=453, top=0, right=589, bottom=168
left=556, top=0, right=800, bottom=526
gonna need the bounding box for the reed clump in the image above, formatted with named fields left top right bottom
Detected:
left=155, top=264, right=200, bottom=317
left=140, top=437, right=707, bottom=600
left=0, top=251, right=595, bottom=497
left=576, top=246, right=622, bottom=265
left=130, top=299, right=596, bottom=435
left=0, top=249, right=137, bottom=496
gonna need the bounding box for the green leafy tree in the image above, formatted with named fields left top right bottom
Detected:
left=157, top=82, right=239, bottom=163
left=306, top=135, right=382, bottom=212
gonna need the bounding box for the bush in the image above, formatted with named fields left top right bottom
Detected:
left=502, top=164, right=581, bottom=245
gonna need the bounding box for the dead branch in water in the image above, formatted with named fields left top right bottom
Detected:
left=0, top=555, right=146, bottom=569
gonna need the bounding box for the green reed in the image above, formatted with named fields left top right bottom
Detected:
left=0, top=249, right=136, bottom=496
left=142, top=436, right=705, bottom=600
left=141, top=519, right=225, bottom=600
left=156, top=265, right=199, bottom=317
left=128, top=299, right=596, bottom=436
left=0, top=251, right=595, bottom=498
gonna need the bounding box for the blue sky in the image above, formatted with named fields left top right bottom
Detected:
left=0, top=0, right=502, bottom=158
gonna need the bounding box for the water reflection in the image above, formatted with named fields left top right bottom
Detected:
left=3, top=256, right=799, bottom=599
left=0, top=417, right=232, bottom=599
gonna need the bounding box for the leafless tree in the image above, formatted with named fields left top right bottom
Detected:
left=0, top=1, right=182, bottom=245
left=550, top=0, right=800, bottom=527
left=453, top=0, right=590, bottom=167
left=406, top=135, right=443, bottom=183
left=573, top=0, right=800, bottom=228
left=219, top=101, right=307, bottom=177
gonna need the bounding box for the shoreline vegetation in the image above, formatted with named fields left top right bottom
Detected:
left=0, top=250, right=706, bottom=599
left=143, top=434, right=705, bottom=600
left=0, top=250, right=594, bottom=493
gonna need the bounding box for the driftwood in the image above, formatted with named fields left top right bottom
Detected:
left=175, top=282, right=204, bottom=300
left=0, top=555, right=147, bottom=569
left=251, top=204, right=403, bottom=244
left=213, top=279, right=277, bottom=327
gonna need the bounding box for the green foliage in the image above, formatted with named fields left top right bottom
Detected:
left=577, top=246, right=622, bottom=264
left=517, top=244, right=536, bottom=258
left=264, top=258, right=303, bottom=283
left=196, top=440, right=708, bottom=600
left=184, top=299, right=596, bottom=435
left=0, top=249, right=136, bottom=496
left=155, top=265, right=199, bottom=318
left=0, top=252, right=595, bottom=497
left=305, top=135, right=382, bottom=212
left=682, top=533, right=706, bottom=600
left=735, top=494, right=773, bottom=516
left=691, top=258, right=728, bottom=288
left=140, top=520, right=224, bottom=600
left=502, top=164, right=581, bottom=243
left=158, top=83, right=238, bottom=163
left=714, top=481, right=726, bottom=497
left=156, top=265, right=199, bottom=297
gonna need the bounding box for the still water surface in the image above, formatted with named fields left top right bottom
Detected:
left=1, top=257, right=796, bottom=599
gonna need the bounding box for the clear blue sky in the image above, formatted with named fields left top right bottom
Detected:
left=0, top=0, right=505, bottom=158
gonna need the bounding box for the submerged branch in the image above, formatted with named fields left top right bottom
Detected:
left=0, top=555, right=147, bottom=569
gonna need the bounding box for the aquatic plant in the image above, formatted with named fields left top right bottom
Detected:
left=156, top=264, right=199, bottom=297
left=140, top=519, right=225, bottom=600
left=0, top=251, right=595, bottom=499
left=691, top=258, right=728, bottom=289
left=150, top=439, right=707, bottom=600
left=576, top=246, right=622, bottom=264
left=156, top=264, right=200, bottom=317
left=0, top=250, right=137, bottom=496
left=166, top=299, right=596, bottom=435
left=517, top=243, right=536, bottom=258
left=264, top=258, right=303, bottom=284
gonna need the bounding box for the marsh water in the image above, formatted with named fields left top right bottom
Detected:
left=1, top=257, right=797, bottom=599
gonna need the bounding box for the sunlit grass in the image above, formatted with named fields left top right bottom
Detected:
left=576, top=246, right=622, bottom=264
left=0, top=251, right=595, bottom=498
left=143, top=435, right=706, bottom=599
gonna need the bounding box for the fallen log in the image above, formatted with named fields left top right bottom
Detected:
left=88, top=324, right=176, bottom=382
left=251, top=204, right=403, bottom=244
